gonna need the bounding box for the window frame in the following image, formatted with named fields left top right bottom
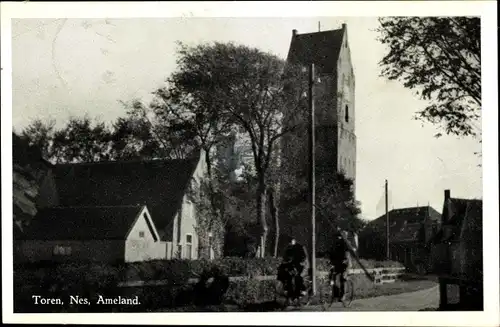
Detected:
left=185, top=233, right=193, bottom=260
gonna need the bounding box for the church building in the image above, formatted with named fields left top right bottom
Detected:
left=280, top=24, right=357, bottom=254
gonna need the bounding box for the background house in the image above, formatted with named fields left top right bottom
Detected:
left=358, top=205, right=441, bottom=272
left=431, top=190, right=483, bottom=310
left=15, top=205, right=165, bottom=263
left=51, top=150, right=209, bottom=261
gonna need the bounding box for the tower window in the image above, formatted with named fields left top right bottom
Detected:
left=345, top=105, right=349, bottom=123
left=186, top=234, right=193, bottom=260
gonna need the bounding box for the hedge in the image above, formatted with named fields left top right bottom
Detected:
left=121, top=257, right=403, bottom=282
left=14, top=257, right=404, bottom=312
left=14, top=257, right=404, bottom=286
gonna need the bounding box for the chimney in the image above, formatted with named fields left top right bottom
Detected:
left=342, top=23, right=347, bottom=30
left=292, top=29, right=298, bottom=37
left=442, top=189, right=451, bottom=225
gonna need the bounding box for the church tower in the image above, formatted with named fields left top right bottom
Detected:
left=280, top=24, right=357, bottom=253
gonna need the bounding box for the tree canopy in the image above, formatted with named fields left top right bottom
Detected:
left=164, top=41, right=307, bottom=257
left=377, top=17, right=481, bottom=138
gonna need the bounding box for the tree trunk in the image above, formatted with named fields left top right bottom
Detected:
left=269, top=188, right=280, bottom=258
left=256, top=179, right=268, bottom=258
left=205, top=148, right=213, bottom=180
left=201, top=148, right=221, bottom=260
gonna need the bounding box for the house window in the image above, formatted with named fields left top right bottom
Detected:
left=139, top=231, right=145, bottom=238
left=53, top=245, right=72, bottom=256
left=345, top=105, right=349, bottom=123
left=186, top=234, right=193, bottom=260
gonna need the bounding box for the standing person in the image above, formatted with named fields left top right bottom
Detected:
left=328, top=230, right=351, bottom=301
left=278, top=237, right=308, bottom=296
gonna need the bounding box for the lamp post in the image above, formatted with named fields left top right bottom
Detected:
left=385, top=179, right=390, bottom=260
left=308, top=63, right=317, bottom=295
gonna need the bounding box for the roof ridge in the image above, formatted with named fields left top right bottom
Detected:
left=43, top=204, right=145, bottom=209
left=450, top=197, right=482, bottom=202
left=391, top=205, right=433, bottom=210
left=296, top=28, right=343, bottom=36
left=54, top=157, right=199, bottom=167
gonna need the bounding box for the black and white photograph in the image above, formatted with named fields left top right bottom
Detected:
left=2, top=1, right=498, bottom=326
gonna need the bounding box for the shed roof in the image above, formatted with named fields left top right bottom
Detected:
left=52, top=154, right=201, bottom=241
left=19, top=205, right=145, bottom=240
left=435, top=198, right=482, bottom=243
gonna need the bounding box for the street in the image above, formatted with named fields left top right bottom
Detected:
left=293, top=285, right=439, bottom=311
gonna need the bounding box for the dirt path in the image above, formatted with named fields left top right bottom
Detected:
left=297, top=285, right=439, bottom=311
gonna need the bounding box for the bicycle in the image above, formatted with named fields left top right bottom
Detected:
left=275, top=264, right=312, bottom=309
left=320, top=266, right=354, bottom=309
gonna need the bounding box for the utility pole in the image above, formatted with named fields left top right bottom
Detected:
left=309, top=63, right=317, bottom=295
left=318, top=21, right=321, bottom=32
left=385, top=179, right=390, bottom=260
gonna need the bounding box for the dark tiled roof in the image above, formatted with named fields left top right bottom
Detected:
left=52, top=155, right=201, bottom=241
left=438, top=198, right=482, bottom=243
left=19, top=205, right=144, bottom=240
left=287, top=28, right=345, bottom=73
left=368, top=206, right=440, bottom=242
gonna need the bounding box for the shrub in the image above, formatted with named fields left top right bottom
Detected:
left=122, top=259, right=192, bottom=286
left=316, top=257, right=404, bottom=271
left=120, top=257, right=282, bottom=281
left=193, top=267, right=230, bottom=306
left=225, top=279, right=278, bottom=306
left=212, top=257, right=281, bottom=277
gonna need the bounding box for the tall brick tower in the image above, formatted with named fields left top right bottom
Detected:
left=280, top=24, right=357, bottom=254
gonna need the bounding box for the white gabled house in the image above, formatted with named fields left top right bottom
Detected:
left=14, top=148, right=213, bottom=263
left=16, top=205, right=166, bottom=263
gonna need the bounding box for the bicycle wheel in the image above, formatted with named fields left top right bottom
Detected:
left=341, top=279, right=354, bottom=308
left=274, top=280, right=288, bottom=309
left=288, top=275, right=303, bottom=308
left=320, top=280, right=336, bottom=310
left=299, top=276, right=312, bottom=307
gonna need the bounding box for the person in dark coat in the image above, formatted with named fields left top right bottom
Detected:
left=278, top=238, right=308, bottom=296
left=328, top=230, right=351, bottom=301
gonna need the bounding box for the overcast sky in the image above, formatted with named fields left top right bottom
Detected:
left=11, top=17, right=482, bottom=220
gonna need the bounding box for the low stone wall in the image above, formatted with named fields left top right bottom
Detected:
left=118, top=266, right=406, bottom=287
